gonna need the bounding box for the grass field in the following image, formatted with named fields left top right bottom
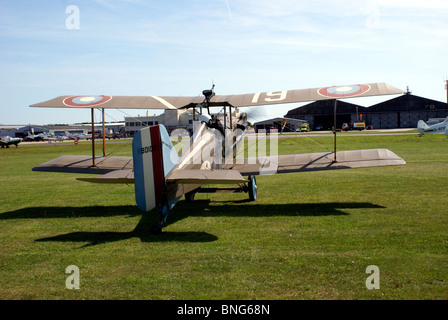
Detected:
left=1, top=131, right=447, bottom=300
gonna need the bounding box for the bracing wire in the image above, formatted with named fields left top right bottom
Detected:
left=99, top=102, right=334, bottom=162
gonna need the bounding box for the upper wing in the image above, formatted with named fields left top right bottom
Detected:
left=208, top=83, right=403, bottom=108
left=30, top=95, right=202, bottom=110
left=29, top=83, right=402, bottom=110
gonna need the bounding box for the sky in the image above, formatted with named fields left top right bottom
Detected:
left=0, top=0, right=447, bottom=125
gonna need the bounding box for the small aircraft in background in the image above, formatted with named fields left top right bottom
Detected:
left=0, top=136, right=22, bottom=148
left=24, top=129, right=49, bottom=142
left=30, top=82, right=405, bottom=233
left=417, top=117, right=448, bottom=136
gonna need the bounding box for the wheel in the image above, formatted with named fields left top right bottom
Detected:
left=248, top=175, right=257, bottom=201
left=185, top=191, right=196, bottom=202
left=151, top=224, right=163, bottom=235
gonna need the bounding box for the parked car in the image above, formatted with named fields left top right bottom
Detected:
left=300, top=123, right=311, bottom=132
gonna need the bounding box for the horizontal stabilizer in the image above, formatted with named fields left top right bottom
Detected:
left=75, top=168, right=247, bottom=185
left=166, top=169, right=247, bottom=185
left=77, top=169, right=134, bottom=184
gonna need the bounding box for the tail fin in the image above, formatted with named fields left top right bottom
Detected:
left=132, top=125, right=179, bottom=212
left=417, top=120, right=429, bottom=135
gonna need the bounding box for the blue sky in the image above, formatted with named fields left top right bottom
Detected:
left=1, top=0, right=447, bottom=125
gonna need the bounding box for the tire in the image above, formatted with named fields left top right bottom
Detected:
left=248, top=175, right=257, bottom=201
left=185, top=191, right=196, bottom=202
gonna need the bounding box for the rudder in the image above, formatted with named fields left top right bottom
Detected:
left=417, top=120, right=429, bottom=135
left=132, top=125, right=179, bottom=212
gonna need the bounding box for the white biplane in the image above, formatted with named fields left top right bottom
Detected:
left=31, top=83, right=406, bottom=233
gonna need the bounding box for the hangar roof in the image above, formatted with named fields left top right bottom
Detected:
left=368, top=93, right=448, bottom=112
left=285, top=100, right=367, bottom=117
left=284, top=93, right=448, bottom=117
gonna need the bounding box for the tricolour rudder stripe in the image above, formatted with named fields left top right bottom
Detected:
left=133, top=124, right=180, bottom=213
left=149, top=126, right=165, bottom=206
left=132, top=127, right=156, bottom=212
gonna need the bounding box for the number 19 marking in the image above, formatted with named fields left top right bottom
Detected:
left=251, top=91, right=287, bottom=104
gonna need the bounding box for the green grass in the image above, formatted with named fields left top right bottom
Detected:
left=1, top=133, right=447, bottom=299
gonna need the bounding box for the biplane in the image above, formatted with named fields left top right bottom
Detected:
left=31, top=83, right=406, bottom=233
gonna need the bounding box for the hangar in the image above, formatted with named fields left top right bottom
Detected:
left=284, top=100, right=363, bottom=131
left=253, top=117, right=306, bottom=133
left=366, top=91, right=448, bottom=129
left=284, top=90, right=448, bottom=130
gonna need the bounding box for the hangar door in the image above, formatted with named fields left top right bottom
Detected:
left=314, top=114, right=351, bottom=131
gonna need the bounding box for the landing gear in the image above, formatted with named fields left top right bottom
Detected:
left=248, top=175, right=257, bottom=201
left=185, top=191, right=196, bottom=202
left=151, top=203, right=170, bottom=234
left=190, top=176, right=258, bottom=202
left=151, top=223, right=163, bottom=235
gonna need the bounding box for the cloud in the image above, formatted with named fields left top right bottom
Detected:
left=364, top=5, right=381, bottom=30
left=373, top=0, right=448, bottom=10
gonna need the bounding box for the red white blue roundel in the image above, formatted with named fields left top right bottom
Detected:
left=63, top=95, right=112, bottom=107
left=317, top=84, right=370, bottom=98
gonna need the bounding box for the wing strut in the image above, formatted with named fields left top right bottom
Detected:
left=91, top=108, right=96, bottom=168
left=333, top=99, right=337, bottom=163
left=89, top=107, right=108, bottom=167
left=102, top=108, right=106, bottom=157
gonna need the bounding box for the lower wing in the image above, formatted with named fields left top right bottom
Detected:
left=229, top=149, right=405, bottom=175
left=32, top=148, right=404, bottom=184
